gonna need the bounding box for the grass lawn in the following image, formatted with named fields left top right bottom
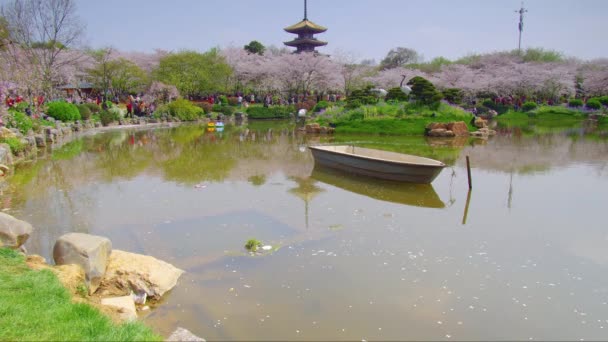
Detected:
left=319, top=102, right=474, bottom=135
left=0, top=248, right=161, bottom=341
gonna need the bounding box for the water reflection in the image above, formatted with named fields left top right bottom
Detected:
left=310, top=166, right=445, bottom=208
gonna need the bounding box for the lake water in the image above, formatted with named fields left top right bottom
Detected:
left=3, top=121, right=608, bottom=340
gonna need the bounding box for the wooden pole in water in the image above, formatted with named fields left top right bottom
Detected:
left=466, top=156, right=472, bottom=190
left=462, top=189, right=472, bottom=225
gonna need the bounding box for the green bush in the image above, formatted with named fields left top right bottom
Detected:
left=46, top=101, right=81, bottom=122
left=212, top=104, right=222, bottom=112
left=407, top=76, right=443, bottom=108
left=385, top=88, right=410, bottom=102
left=219, top=95, right=228, bottom=105
left=12, top=102, right=30, bottom=113
left=482, top=99, right=512, bottom=114
left=167, top=99, right=203, bottom=121
left=346, top=86, right=378, bottom=109
left=84, top=102, right=101, bottom=114
left=221, top=105, right=236, bottom=116
left=313, top=101, right=330, bottom=112
left=76, top=104, right=92, bottom=120
left=227, top=97, right=239, bottom=106
left=197, top=102, right=213, bottom=114
left=568, top=99, right=584, bottom=107
left=442, top=88, right=463, bottom=104
left=5, top=110, right=33, bottom=134
left=246, top=105, right=293, bottom=119
left=586, top=98, right=602, bottom=110
left=99, top=110, right=114, bottom=126
left=0, top=137, right=26, bottom=154
left=598, top=96, right=608, bottom=106
left=522, top=101, right=538, bottom=112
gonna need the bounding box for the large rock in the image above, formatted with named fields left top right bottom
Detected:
left=446, top=121, right=469, bottom=136
left=474, top=117, right=488, bottom=128
left=53, top=233, right=112, bottom=294
left=100, top=250, right=184, bottom=300
left=167, top=327, right=205, bottom=342
left=0, top=127, right=17, bottom=140
left=0, top=143, right=12, bottom=166
left=425, top=122, right=447, bottom=131
left=0, top=212, right=33, bottom=249
left=101, top=296, right=137, bottom=322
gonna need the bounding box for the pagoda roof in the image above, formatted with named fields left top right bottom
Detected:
left=284, top=19, right=327, bottom=34
left=284, top=38, right=328, bottom=47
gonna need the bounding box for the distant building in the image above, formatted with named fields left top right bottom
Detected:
left=283, top=0, right=327, bottom=53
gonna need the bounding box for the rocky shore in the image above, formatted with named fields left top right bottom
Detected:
left=0, top=211, right=204, bottom=341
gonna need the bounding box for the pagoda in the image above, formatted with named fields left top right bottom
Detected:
left=283, top=0, right=327, bottom=53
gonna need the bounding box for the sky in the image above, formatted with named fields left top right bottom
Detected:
left=19, top=0, right=608, bottom=62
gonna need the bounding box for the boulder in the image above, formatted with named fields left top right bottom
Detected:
left=0, top=212, right=33, bottom=249
left=446, top=121, right=469, bottom=136
left=100, top=249, right=184, bottom=300
left=101, top=296, right=137, bottom=322
left=0, top=127, right=17, bottom=139
left=474, top=117, right=488, bottom=128
left=167, top=327, right=205, bottom=342
left=53, top=233, right=112, bottom=294
left=425, top=122, right=447, bottom=131
left=35, top=135, right=46, bottom=147
left=0, top=143, right=12, bottom=166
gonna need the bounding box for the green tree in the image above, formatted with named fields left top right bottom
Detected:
left=244, top=40, right=265, bottom=55
left=407, top=76, right=443, bottom=108
left=110, top=58, right=148, bottom=97
left=153, top=49, right=232, bottom=98
left=379, top=47, right=421, bottom=70
left=86, top=47, right=114, bottom=98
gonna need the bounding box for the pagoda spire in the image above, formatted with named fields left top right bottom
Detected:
left=284, top=0, right=328, bottom=53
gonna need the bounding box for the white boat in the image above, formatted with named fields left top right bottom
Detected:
left=308, top=145, right=446, bottom=183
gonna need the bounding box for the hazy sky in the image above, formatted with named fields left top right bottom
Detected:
left=53, top=0, right=608, bottom=62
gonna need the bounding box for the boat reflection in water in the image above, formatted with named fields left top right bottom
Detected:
left=310, top=166, right=445, bottom=209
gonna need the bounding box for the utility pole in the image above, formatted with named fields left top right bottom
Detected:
left=515, top=2, right=528, bottom=54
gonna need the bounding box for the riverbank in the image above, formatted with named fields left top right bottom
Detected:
left=0, top=247, right=161, bottom=341
left=495, top=105, right=605, bottom=128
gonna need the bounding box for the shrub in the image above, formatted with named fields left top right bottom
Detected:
left=218, top=95, right=228, bottom=105
left=76, top=104, right=92, bottom=120
left=313, top=101, right=330, bottom=112
left=586, top=98, right=602, bottom=110
left=385, top=87, right=410, bottom=102
left=522, top=101, right=538, bottom=112
left=568, top=99, right=583, bottom=107
left=5, top=110, right=33, bottom=134
left=296, top=99, right=317, bottom=111
left=246, top=105, right=293, bottom=119
left=198, top=102, right=213, bottom=114
left=347, top=86, right=378, bottom=109
left=406, top=76, right=443, bottom=107
left=46, top=101, right=80, bottom=122
left=227, top=97, right=239, bottom=106
left=12, top=102, right=30, bottom=113
left=212, top=104, right=222, bottom=112
left=598, top=96, right=608, bottom=106
left=442, top=88, right=463, bottom=104
left=221, top=105, right=236, bottom=116
left=0, top=137, right=26, bottom=154
left=167, top=99, right=203, bottom=121
left=245, top=239, right=262, bottom=252
left=84, top=102, right=101, bottom=114
left=99, top=110, right=114, bottom=126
